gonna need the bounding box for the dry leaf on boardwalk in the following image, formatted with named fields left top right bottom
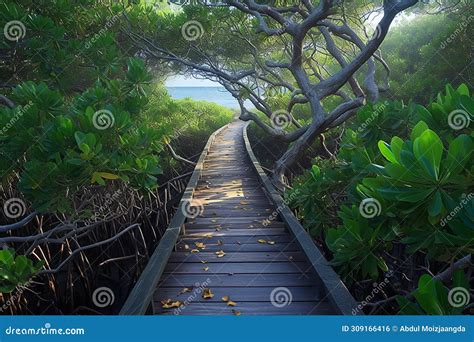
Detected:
left=257, top=239, right=267, bottom=244
left=195, top=242, right=206, bottom=249
left=232, top=309, right=241, bottom=316
left=215, top=250, right=226, bottom=258
left=202, top=288, right=214, bottom=299
left=161, top=299, right=183, bottom=309
left=178, top=288, right=192, bottom=295
left=203, top=267, right=209, bottom=272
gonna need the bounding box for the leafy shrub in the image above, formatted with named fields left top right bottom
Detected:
left=0, top=249, right=43, bottom=293
left=397, top=271, right=470, bottom=315
left=288, top=83, right=473, bottom=307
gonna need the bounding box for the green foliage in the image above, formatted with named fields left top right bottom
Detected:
left=397, top=271, right=470, bottom=315
left=0, top=249, right=43, bottom=293
left=325, top=205, right=391, bottom=281
left=289, top=83, right=473, bottom=286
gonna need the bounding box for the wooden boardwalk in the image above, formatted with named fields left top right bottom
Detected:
left=120, top=120, right=357, bottom=315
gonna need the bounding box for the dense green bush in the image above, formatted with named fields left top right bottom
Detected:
left=288, top=84, right=473, bottom=312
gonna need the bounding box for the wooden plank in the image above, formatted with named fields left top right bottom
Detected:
left=164, top=262, right=310, bottom=274
left=242, top=123, right=359, bottom=315
left=119, top=125, right=228, bottom=315
left=179, top=234, right=292, bottom=244
left=168, top=251, right=307, bottom=263
left=157, top=274, right=320, bottom=287
left=182, top=228, right=288, bottom=236
left=175, top=242, right=299, bottom=252
left=154, top=286, right=324, bottom=303
left=154, top=301, right=336, bottom=315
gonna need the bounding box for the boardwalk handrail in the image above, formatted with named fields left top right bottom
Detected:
left=242, top=122, right=360, bottom=315
left=120, top=125, right=228, bottom=315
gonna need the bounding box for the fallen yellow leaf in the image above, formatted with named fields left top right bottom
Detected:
left=227, top=300, right=237, bottom=307
left=221, top=296, right=229, bottom=302
left=240, top=200, right=248, bottom=205
left=203, top=267, right=209, bottom=272
left=161, top=299, right=183, bottom=309
left=232, top=309, right=241, bottom=316
left=201, top=260, right=208, bottom=264
left=202, top=288, right=214, bottom=299
left=215, top=250, right=226, bottom=258
left=267, top=241, right=275, bottom=245
left=195, top=242, right=206, bottom=249
left=178, top=288, right=192, bottom=295
left=190, top=249, right=200, bottom=253
left=257, top=239, right=267, bottom=244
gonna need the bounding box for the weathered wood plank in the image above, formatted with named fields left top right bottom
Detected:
left=168, top=251, right=306, bottom=263
left=154, top=301, right=336, bottom=315
left=154, top=286, right=324, bottom=303
left=164, top=262, right=310, bottom=274
left=157, top=274, right=320, bottom=287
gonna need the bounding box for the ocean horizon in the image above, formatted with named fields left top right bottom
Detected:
left=166, top=86, right=253, bottom=110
